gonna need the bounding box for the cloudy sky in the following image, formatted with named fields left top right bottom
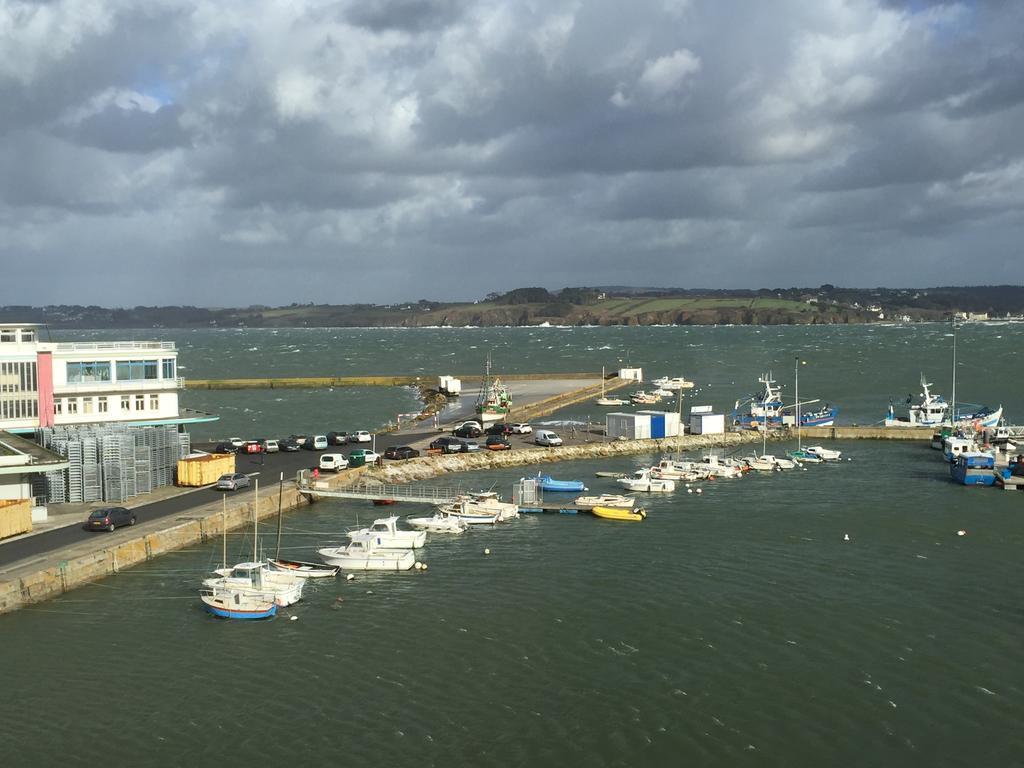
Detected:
left=1, top=0, right=1022, bottom=306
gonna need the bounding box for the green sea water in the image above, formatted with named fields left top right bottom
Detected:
left=3, top=325, right=1022, bottom=767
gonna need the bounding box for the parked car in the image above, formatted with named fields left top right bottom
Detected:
left=228, top=437, right=245, bottom=448
left=458, top=439, right=481, bottom=452
left=212, top=442, right=237, bottom=454
left=534, top=430, right=563, bottom=447
left=485, top=423, right=513, bottom=436
left=384, top=446, right=420, bottom=460
left=86, top=506, right=136, bottom=532
left=459, top=420, right=483, bottom=431
left=327, top=431, right=349, bottom=446
left=485, top=435, right=512, bottom=451
left=453, top=425, right=483, bottom=438
left=261, top=439, right=279, bottom=453
left=242, top=440, right=263, bottom=454
left=429, top=436, right=465, bottom=454
left=349, top=449, right=381, bottom=465
left=510, top=423, right=533, bottom=434
left=216, top=473, right=252, bottom=491
left=349, top=431, right=372, bottom=443
left=319, top=453, right=348, bottom=472
left=290, top=434, right=309, bottom=446
left=279, top=438, right=300, bottom=452
left=303, top=435, right=329, bottom=451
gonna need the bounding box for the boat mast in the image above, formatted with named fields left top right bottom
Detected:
left=222, top=494, right=227, bottom=570
left=950, top=317, right=957, bottom=425
left=795, top=356, right=801, bottom=451
left=601, top=366, right=605, bottom=398
left=253, top=478, right=259, bottom=563
left=276, top=471, right=284, bottom=559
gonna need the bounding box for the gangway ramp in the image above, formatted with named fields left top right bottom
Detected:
left=297, top=472, right=462, bottom=505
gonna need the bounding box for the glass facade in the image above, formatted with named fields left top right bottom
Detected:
left=116, top=360, right=159, bottom=381
left=66, top=361, right=112, bottom=383
left=162, top=359, right=175, bottom=379
left=0, top=360, right=39, bottom=422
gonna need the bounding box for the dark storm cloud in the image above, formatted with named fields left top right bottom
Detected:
left=1, top=0, right=1024, bottom=306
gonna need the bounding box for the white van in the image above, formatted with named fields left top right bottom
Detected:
left=534, top=430, right=563, bottom=447
left=319, top=453, right=348, bottom=472
left=311, top=435, right=329, bottom=450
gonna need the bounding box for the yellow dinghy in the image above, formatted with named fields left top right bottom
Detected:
left=592, top=505, right=647, bottom=522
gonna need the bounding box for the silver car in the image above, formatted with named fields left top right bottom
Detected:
left=216, top=473, right=251, bottom=491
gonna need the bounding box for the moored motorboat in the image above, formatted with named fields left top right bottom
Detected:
left=805, top=445, right=842, bottom=461
left=318, top=539, right=417, bottom=570
left=201, top=587, right=277, bottom=620
left=267, top=558, right=340, bottom=579
left=788, top=448, right=823, bottom=464
left=617, top=469, right=676, bottom=492
left=698, top=454, right=746, bottom=477
left=405, top=511, right=469, bottom=533
left=203, top=562, right=306, bottom=606
left=630, top=390, right=660, bottom=405
left=536, top=474, right=587, bottom=493
left=347, top=515, right=426, bottom=549
left=573, top=494, right=637, bottom=510
left=592, top=505, right=647, bottom=522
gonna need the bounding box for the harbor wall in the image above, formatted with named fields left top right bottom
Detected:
left=185, top=372, right=604, bottom=390
left=799, top=426, right=933, bottom=440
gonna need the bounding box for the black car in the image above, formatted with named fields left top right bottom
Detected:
left=327, top=431, right=349, bottom=446
left=485, top=423, right=513, bottom=436
left=279, top=438, right=300, bottom=452
left=212, top=442, right=237, bottom=454
left=453, top=425, right=483, bottom=439
left=86, top=507, right=136, bottom=532
left=384, top=446, right=420, bottom=460
left=485, top=435, right=512, bottom=450
left=429, top=436, right=466, bottom=453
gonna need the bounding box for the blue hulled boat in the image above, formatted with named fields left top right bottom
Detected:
left=536, top=474, right=587, bottom=492
left=732, top=373, right=838, bottom=429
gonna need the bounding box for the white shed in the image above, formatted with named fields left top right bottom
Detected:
left=618, top=367, right=643, bottom=382
left=606, top=412, right=651, bottom=440
left=689, top=405, right=725, bottom=435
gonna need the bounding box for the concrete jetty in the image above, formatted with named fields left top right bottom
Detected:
left=185, top=372, right=605, bottom=390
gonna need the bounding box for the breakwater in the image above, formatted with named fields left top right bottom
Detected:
left=185, top=372, right=604, bottom=390
left=799, top=425, right=933, bottom=440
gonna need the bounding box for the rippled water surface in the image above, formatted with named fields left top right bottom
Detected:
left=4, top=325, right=1024, bottom=766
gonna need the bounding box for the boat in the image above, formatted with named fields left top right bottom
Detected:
left=267, top=558, right=340, bottom=579
left=651, top=376, right=694, bottom=391
left=733, top=372, right=838, bottom=428
left=805, top=445, right=842, bottom=461
left=372, top=499, right=396, bottom=506
left=699, top=454, right=747, bottom=477
left=630, top=390, right=660, bottom=405
left=536, top=474, right=587, bottom=493
left=617, top=469, right=676, bottom=492
left=203, top=562, right=306, bottom=607
left=885, top=374, right=1002, bottom=428
left=591, top=505, right=647, bottom=522
left=742, top=454, right=781, bottom=473
left=200, top=587, right=277, bottom=620
left=596, top=366, right=629, bottom=407
left=347, top=515, right=426, bottom=549
left=318, top=539, right=417, bottom=570
left=650, top=458, right=704, bottom=481
left=405, top=511, right=469, bottom=534
left=437, top=502, right=500, bottom=525
left=475, top=354, right=512, bottom=422
left=449, top=490, right=519, bottom=521
left=950, top=453, right=997, bottom=486
left=573, top=494, right=637, bottom=510
left=788, top=448, right=824, bottom=464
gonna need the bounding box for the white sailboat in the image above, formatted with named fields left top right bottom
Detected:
left=596, top=366, right=628, bottom=406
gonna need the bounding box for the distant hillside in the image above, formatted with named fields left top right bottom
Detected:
left=3, top=285, right=1023, bottom=328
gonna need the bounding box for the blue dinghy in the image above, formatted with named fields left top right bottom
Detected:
left=537, top=474, right=587, bottom=493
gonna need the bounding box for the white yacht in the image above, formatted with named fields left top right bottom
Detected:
left=617, top=469, right=676, bottom=492
left=805, top=445, right=842, bottom=461
left=318, top=539, right=416, bottom=571
left=405, top=511, right=469, bottom=534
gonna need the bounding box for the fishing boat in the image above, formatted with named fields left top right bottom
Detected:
left=347, top=515, right=427, bottom=549
left=267, top=559, right=340, bottom=578
left=617, top=469, right=676, bottom=492
left=949, top=453, right=997, bottom=486
left=318, top=538, right=417, bottom=570
left=805, top=445, right=842, bottom=461
left=405, top=511, right=469, bottom=534
left=475, top=354, right=512, bottom=422
left=733, top=372, right=838, bottom=428
left=573, top=494, right=637, bottom=510
left=200, top=587, right=277, bottom=620
left=885, top=374, right=1002, bottom=428
left=591, top=505, right=647, bottom=522
left=536, top=474, right=587, bottom=493
left=596, top=366, right=628, bottom=407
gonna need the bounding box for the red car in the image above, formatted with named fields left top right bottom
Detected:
left=243, top=441, right=263, bottom=454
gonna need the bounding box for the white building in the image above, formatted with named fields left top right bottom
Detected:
left=0, top=323, right=216, bottom=435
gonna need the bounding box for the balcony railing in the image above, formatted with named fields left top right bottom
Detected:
left=53, top=341, right=176, bottom=351
left=56, top=377, right=185, bottom=393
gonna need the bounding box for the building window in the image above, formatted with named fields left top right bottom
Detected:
left=135, top=395, right=145, bottom=411
left=54, top=400, right=63, bottom=415
left=66, top=361, right=111, bottom=384
left=0, top=330, right=15, bottom=343
left=83, top=397, right=94, bottom=414
left=121, top=396, right=131, bottom=412
left=98, top=396, right=108, bottom=413
left=66, top=398, right=78, bottom=415
left=162, top=359, right=175, bottom=379
left=1, top=361, right=37, bottom=393
left=116, top=360, right=159, bottom=381
left=149, top=394, right=159, bottom=411
left=21, top=330, right=35, bottom=342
